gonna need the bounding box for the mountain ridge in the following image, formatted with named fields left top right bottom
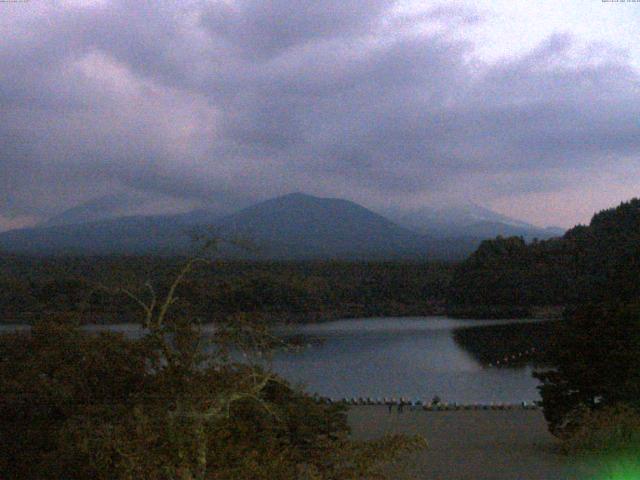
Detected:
left=397, top=203, right=563, bottom=240
left=0, top=193, right=561, bottom=260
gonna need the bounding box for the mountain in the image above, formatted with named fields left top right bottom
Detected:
left=211, top=192, right=430, bottom=259
left=398, top=203, right=564, bottom=240
left=7, top=193, right=554, bottom=259
left=0, top=193, right=476, bottom=259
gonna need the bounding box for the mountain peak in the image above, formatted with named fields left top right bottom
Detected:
left=281, top=191, right=314, bottom=199
left=273, top=192, right=341, bottom=203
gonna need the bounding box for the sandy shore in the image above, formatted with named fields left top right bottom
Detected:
left=348, top=406, right=599, bottom=480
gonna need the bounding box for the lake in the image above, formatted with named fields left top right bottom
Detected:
left=0, top=317, right=552, bottom=404
left=271, top=317, right=550, bottom=404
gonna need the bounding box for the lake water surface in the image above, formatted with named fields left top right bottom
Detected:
left=271, top=317, right=546, bottom=404
left=0, top=317, right=548, bottom=404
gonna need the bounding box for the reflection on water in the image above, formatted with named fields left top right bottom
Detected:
left=270, top=317, right=551, bottom=403
left=453, top=320, right=558, bottom=368
left=0, top=317, right=552, bottom=403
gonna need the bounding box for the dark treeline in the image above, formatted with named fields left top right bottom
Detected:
left=0, top=256, right=454, bottom=324
left=447, top=198, right=640, bottom=317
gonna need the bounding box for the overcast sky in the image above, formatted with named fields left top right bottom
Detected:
left=1, top=0, right=639, bottom=231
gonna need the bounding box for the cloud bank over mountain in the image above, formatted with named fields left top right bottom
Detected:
left=1, top=0, right=639, bottom=230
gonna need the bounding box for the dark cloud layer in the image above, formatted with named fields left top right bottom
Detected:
left=1, top=0, right=639, bottom=228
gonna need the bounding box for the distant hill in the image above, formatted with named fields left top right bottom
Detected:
left=0, top=212, right=217, bottom=256
left=0, top=193, right=478, bottom=259
left=448, top=198, right=640, bottom=313
left=398, top=203, right=564, bottom=240
left=40, top=193, right=146, bottom=228
left=463, top=221, right=563, bottom=240
left=40, top=192, right=239, bottom=229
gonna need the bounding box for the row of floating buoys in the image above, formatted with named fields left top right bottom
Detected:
left=488, top=347, right=540, bottom=367
left=311, top=396, right=540, bottom=410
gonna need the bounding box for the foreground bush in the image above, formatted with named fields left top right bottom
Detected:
left=0, top=255, right=425, bottom=479
left=560, top=404, right=640, bottom=455
left=558, top=404, right=640, bottom=479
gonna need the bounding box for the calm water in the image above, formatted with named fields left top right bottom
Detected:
left=0, top=317, right=547, bottom=404
left=271, top=317, right=545, bottom=404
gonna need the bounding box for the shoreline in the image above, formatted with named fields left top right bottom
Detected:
left=0, top=307, right=444, bottom=326
left=0, top=308, right=561, bottom=326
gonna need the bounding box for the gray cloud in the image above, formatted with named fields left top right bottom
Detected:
left=201, top=0, right=392, bottom=59
left=0, top=0, right=639, bottom=229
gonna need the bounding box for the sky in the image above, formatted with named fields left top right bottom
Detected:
left=1, top=0, right=639, bottom=231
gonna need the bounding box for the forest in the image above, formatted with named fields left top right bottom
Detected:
left=0, top=255, right=453, bottom=324
left=447, top=198, right=640, bottom=317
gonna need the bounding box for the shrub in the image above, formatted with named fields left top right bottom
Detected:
left=560, top=404, right=640, bottom=455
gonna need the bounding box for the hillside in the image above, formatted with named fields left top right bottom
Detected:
left=447, top=198, right=640, bottom=315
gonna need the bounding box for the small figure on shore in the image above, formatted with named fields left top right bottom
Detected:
left=398, top=398, right=404, bottom=413
left=386, top=398, right=393, bottom=413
